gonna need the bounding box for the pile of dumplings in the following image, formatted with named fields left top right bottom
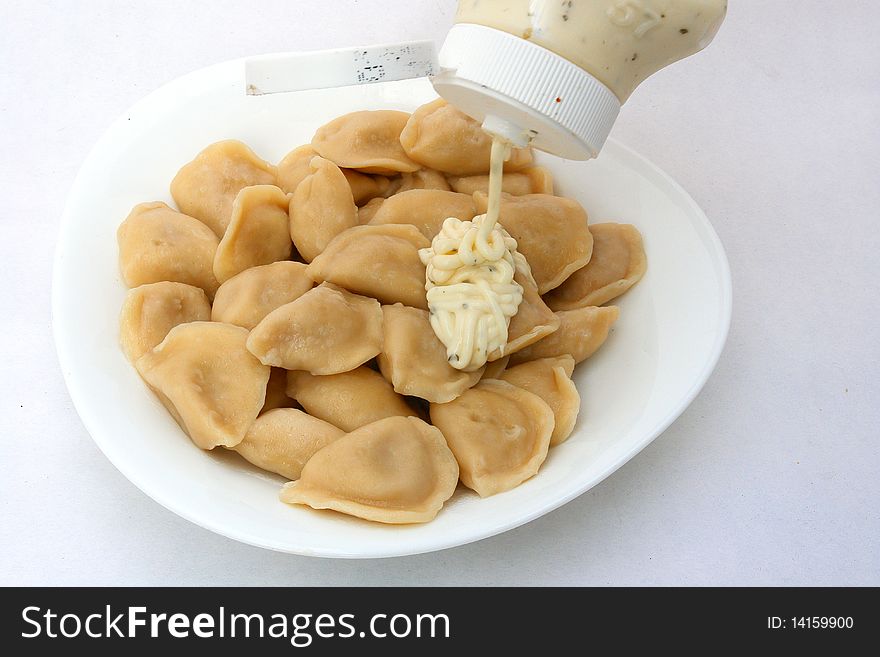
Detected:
left=116, top=98, right=647, bottom=525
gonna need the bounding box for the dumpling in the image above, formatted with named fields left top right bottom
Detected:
left=276, top=145, right=318, bottom=193
left=311, top=110, right=420, bottom=175
left=378, top=304, right=483, bottom=403
left=500, top=356, right=580, bottom=445
left=261, top=367, right=299, bottom=414
left=399, top=98, right=533, bottom=175
left=430, top=380, right=554, bottom=497
left=481, top=355, right=509, bottom=380
left=170, top=140, right=276, bottom=237
left=384, top=168, right=451, bottom=195
left=117, top=201, right=220, bottom=298
left=509, top=306, right=619, bottom=366
left=247, top=283, right=383, bottom=373
left=235, top=408, right=344, bottom=480
left=447, top=166, right=554, bottom=196
left=135, top=322, right=270, bottom=449
left=342, top=169, right=391, bottom=205
left=279, top=416, right=459, bottom=524
left=494, top=269, right=560, bottom=359
left=212, top=185, right=292, bottom=283
left=544, top=223, right=647, bottom=310
left=307, top=224, right=430, bottom=309
left=119, top=281, right=211, bottom=362
left=474, top=192, right=593, bottom=294
left=211, top=261, right=313, bottom=330
left=289, top=156, right=358, bottom=262
left=287, top=367, right=417, bottom=432
left=368, top=189, right=476, bottom=240
left=357, top=197, right=384, bottom=224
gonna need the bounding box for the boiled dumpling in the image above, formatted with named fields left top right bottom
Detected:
left=276, top=145, right=318, bottom=193
left=378, top=304, right=483, bottom=403
left=311, top=110, right=420, bottom=175
left=544, top=223, right=647, bottom=310
left=235, top=408, right=344, bottom=480
left=500, top=356, right=580, bottom=445
left=384, top=168, right=451, bottom=195
left=307, top=224, right=430, bottom=309
left=509, top=306, right=619, bottom=366
left=357, top=197, right=385, bottom=224
left=117, top=201, right=220, bottom=298
left=247, top=283, right=382, bottom=373
left=261, top=367, right=299, bottom=414
left=368, top=189, right=476, bottom=240
left=280, top=416, right=459, bottom=524
left=475, top=192, right=593, bottom=294
left=342, top=169, right=391, bottom=205
left=135, top=322, right=270, bottom=449
left=447, top=166, right=554, bottom=196
left=494, top=269, right=560, bottom=359
left=481, top=355, right=509, bottom=380
left=289, top=156, right=358, bottom=262
left=399, top=98, right=533, bottom=176
left=213, top=185, right=292, bottom=283
left=170, top=140, right=276, bottom=237
left=286, top=367, right=417, bottom=432
left=119, top=281, right=211, bottom=362
left=430, top=379, right=554, bottom=497
left=211, top=261, right=313, bottom=330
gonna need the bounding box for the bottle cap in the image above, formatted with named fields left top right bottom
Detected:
left=432, top=23, right=621, bottom=160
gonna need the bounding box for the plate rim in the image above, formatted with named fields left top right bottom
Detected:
left=52, top=57, right=732, bottom=559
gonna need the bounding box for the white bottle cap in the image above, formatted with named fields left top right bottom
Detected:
left=432, top=23, right=621, bottom=160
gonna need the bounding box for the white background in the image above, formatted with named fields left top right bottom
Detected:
left=1, top=0, right=877, bottom=586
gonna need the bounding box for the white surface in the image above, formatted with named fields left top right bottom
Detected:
left=1, top=0, right=878, bottom=583
left=53, top=57, right=730, bottom=557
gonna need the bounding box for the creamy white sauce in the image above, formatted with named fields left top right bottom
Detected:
left=455, top=0, right=727, bottom=102
left=420, top=137, right=529, bottom=371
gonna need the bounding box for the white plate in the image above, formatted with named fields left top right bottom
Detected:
left=53, top=58, right=731, bottom=558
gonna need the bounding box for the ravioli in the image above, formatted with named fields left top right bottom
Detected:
left=170, top=140, right=276, bottom=237
left=286, top=366, right=417, bottom=432
left=430, top=379, right=554, bottom=497
left=289, top=156, right=358, bottom=262
left=474, top=192, right=593, bottom=294
left=276, top=145, right=318, bottom=193
left=357, top=197, right=385, bottom=224
left=368, top=189, right=476, bottom=240
left=544, top=223, right=647, bottom=310
left=481, top=355, right=509, bottom=380
left=399, top=98, right=533, bottom=175
left=211, top=261, right=313, bottom=330
left=494, top=269, right=560, bottom=359
left=119, top=281, right=211, bottom=363
left=235, top=408, right=344, bottom=480
left=135, top=322, right=270, bottom=450
left=261, top=367, right=299, bottom=414
left=307, top=224, right=430, bottom=309
left=384, top=168, right=452, bottom=195
left=500, top=356, right=580, bottom=445
left=280, top=416, right=459, bottom=524
left=117, top=201, right=220, bottom=298
left=311, top=110, right=420, bottom=175
left=246, top=283, right=383, bottom=374
left=342, top=168, right=392, bottom=205
left=447, top=166, right=554, bottom=196
left=378, top=304, right=484, bottom=403
left=213, top=185, right=292, bottom=283
left=509, top=306, right=619, bottom=366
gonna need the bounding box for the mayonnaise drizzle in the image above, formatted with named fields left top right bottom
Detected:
left=419, top=136, right=529, bottom=371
